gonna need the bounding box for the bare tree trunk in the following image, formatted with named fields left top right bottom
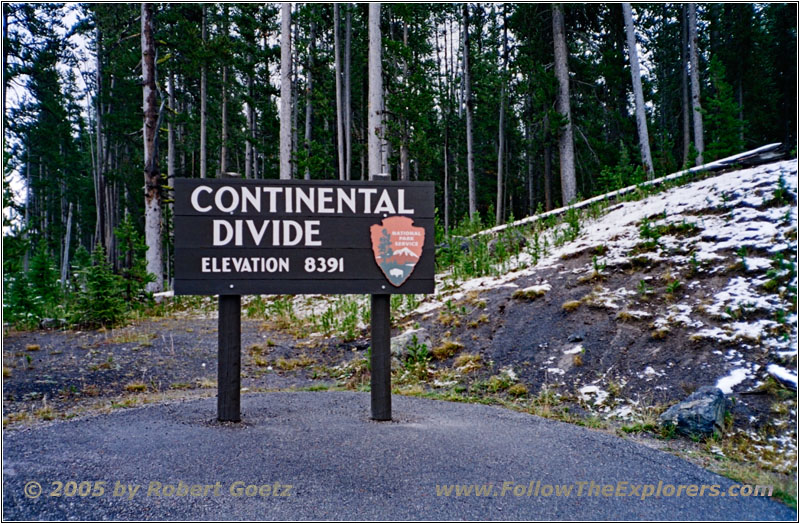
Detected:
left=688, top=3, right=704, bottom=165
left=344, top=5, right=352, bottom=181
left=334, top=4, right=345, bottom=180
left=2, top=5, right=8, bottom=114
left=279, top=3, right=292, bottom=179
left=623, top=3, right=654, bottom=178
left=552, top=3, right=576, bottom=205
left=168, top=70, right=175, bottom=190
left=681, top=5, right=691, bottom=165
left=23, top=141, right=31, bottom=271
left=60, top=203, right=72, bottom=288
left=291, top=4, right=299, bottom=179
left=463, top=4, right=476, bottom=219
left=142, top=2, right=163, bottom=292
left=399, top=20, right=410, bottom=181
left=495, top=6, right=508, bottom=225
left=367, top=3, right=383, bottom=177
left=246, top=69, right=253, bottom=179
left=200, top=5, right=207, bottom=178
left=94, top=26, right=107, bottom=251
left=543, top=109, right=553, bottom=211
left=304, top=14, right=316, bottom=180
left=220, top=5, right=229, bottom=175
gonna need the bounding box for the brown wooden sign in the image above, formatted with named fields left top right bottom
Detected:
left=174, top=178, right=435, bottom=295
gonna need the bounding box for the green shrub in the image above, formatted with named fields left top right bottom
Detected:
left=73, top=245, right=127, bottom=328
left=115, top=214, right=155, bottom=301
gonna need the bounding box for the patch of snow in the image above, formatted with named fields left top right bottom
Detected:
left=706, top=277, right=781, bottom=319
left=520, top=283, right=551, bottom=294
left=546, top=368, right=565, bottom=376
left=564, top=345, right=584, bottom=355
left=579, top=385, right=609, bottom=406
left=767, top=364, right=798, bottom=389
left=501, top=366, right=518, bottom=381
left=743, top=257, right=773, bottom=272
left=607, top=405, right=634, bottom=420
left=620, top=310, right=652, bottom=319
left=716, top=368, right=751, bottom=394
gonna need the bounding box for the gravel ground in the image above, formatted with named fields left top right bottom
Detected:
left=3, top=391, right=795, bottom=521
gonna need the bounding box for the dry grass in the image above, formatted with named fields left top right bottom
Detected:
left=651, top=327, right=669, bottom=339
left=511, top=285, right=551, bottom=301
left=453, top=353, right=482, bottom=373
left=562, top=300, right=582, bottom=312
left=432, top=340, right=464, bottom=360
left=275, top=355, right=316, bottom=371
left=507, top=383, right=529, bottom=398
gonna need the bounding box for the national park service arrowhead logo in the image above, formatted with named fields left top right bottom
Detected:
left=370, top=216, right=425, bottom=287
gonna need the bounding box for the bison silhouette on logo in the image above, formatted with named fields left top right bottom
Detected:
left=370, top=216, right=425, bottom=287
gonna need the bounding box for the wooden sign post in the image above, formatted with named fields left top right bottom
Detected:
left=368, top=172, right=391, bottom=421
left=173, top=177, right=434, bottom=422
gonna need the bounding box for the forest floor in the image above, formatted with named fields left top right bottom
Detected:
left=3, top=159, right=798, bottom=507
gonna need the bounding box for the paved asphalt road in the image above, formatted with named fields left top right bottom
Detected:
left=3, top=392, right=795, bottom=520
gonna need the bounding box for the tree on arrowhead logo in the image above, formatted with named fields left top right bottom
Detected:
left=370, top=216, right=425, bottom=287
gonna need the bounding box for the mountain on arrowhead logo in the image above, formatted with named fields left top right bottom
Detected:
left=370, top=216, right=425, bottom=287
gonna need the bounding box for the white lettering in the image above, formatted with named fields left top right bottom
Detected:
left=358, top=188, right=378, bottom=213
left=262, top=187, right=281, bottom=213
left=317, top=188, right=334, bottom=212
left=246, top=220, right=270, bottom=245
left=295, top=187, right=314, bottom=213
left=304, top=220, right=321, bottom=246
left=398, top=189, right=415, bottom=214
left=337, top=188, right=356, bottom=214
left=215, top=187, right=239, bottom=213
left=241, top=186, right=261, bottom=212
left=190, top=186, right=213, bottom=212
left=282, top=220, right=303, bottom=246
left=373, top=190, right=396, bottom=214
left=213, top=220, right=234, bottom=245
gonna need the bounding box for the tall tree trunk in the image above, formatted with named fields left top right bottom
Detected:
left=495, top=6, right=508, bottom=225
left=681, top=4, right=691, bottom=165
left=435, top=19, right=450, bottom=232
left=622, top=3, right=654, bottom=178
left=463, top=4, right=476, bottom=219
left=60, top=203, right=72, bottom=288
left=291, top=5, right=299, bottom=179
left=246, top=69, right=253, bottom=179
left=367, top=3, right=383, bottom=176
left=344, top=5, right=352, bottom=181
left=141, top=2, right=163, bottom=292
left=168, top=70, right=175, bottom=191
left=334, top=4, right=345, bottom=180
left=543, top=110, right=553, bottom=211
left=304, top=14, right=316, bottom=180
left=525, top=100, right=533, bottom=214
left=688, top=3, right=704, bottom=165
left=94, top=25, right=106, bottom=251
left=552, top=3, right=576, bottom=205
left=220, top=5, right=229, bottom=174
left=23, top=140, right=31, bottom=271
left=2, top=5, right=8, bottom=118
left=399, top=20, right=410, bottom=181
left=279, top=3, right=292, bottom=179
left=200, top=5, right=207, bottom=178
